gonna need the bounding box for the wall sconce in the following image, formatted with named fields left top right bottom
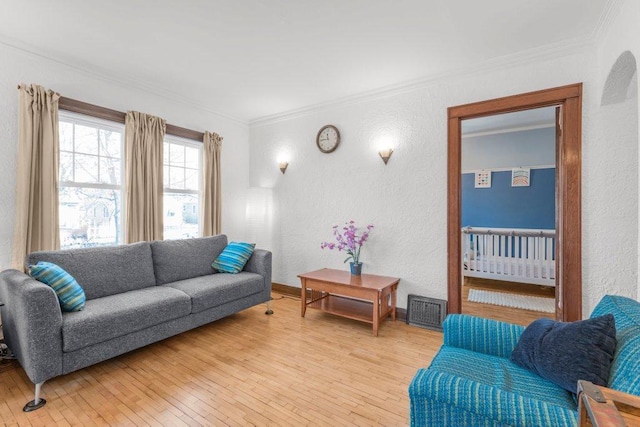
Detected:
left=278, top=161, right=289, bottom=174
left=378, top=148, right=394, bottom=165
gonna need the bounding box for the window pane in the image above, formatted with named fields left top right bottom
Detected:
left=60, top=122, right=74, bottom=152
left=169, top=166, right=185, bottom=190
left=74, top=125, right=98, bottom=154
left=74, top=154, right=99, bottom=183
left=163, top=143, right=170, bottom=166
left=169, top=144, right=185, bottom=166
left=60, top=187, right=123, bottom=248
left=185, top=168, right=198, bottom=191
left=60, top=152, right=74, bottom=182
left=99, top=129, right=121, bottom=159
left=185, top=146, right=199, bottom=169
left=99, top=157, right=121, bottom=185
left=164, top=193, right=199, bottom=239
left=163, top=165, right=169, bottom=188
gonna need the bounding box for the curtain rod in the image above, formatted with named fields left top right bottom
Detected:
left=58, top=96, right=205, bottom=142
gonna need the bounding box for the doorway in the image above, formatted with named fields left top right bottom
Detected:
left=447, top=84, right=583, bottom=322
left=461, top=107, right=557, bottom=324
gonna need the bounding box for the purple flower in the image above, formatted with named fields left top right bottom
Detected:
left=319, top=221, right=374, bottom=264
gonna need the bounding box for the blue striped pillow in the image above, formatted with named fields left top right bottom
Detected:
left=29, top=261, right=86, bottom=312
left=212, top=242, right=255, bottom=274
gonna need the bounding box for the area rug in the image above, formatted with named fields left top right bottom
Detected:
left=467, top=289, right=555, bottom=313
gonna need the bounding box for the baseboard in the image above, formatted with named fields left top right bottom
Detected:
left=271, top=282, right=407, bottom=321
left=271, top=282, right=301, bottom=298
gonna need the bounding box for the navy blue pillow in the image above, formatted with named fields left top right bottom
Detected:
left=510, top=315, right=617, bottom=394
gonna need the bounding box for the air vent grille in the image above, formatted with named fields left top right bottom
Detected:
left=406, top=294, right=447, bottom=331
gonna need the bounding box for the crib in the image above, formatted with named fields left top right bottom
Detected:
left=462, top=226, right=556, bottom=287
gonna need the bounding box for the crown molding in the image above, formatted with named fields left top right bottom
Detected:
left=249, top=36, right=594, bottom=128
left=592, top=0, right=625, bottom=42
left=462, top=123, right=555, bottom=139
left=0, top=36, right=246, bottom=126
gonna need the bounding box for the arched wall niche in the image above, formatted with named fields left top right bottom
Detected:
left=601, top=50, right=637, bottom=106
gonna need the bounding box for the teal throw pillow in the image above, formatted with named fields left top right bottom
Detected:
left=212, top=242, right=255, bottom=274
left=29, top=261, right=86, bottom=312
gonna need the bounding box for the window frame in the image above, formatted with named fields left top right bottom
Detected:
left=58, top=110, right=126, bottom=247
left=163, top=134, right=203, bottom=238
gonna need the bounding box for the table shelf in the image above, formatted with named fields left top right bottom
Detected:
left=307, top=295, right=374, bottom=324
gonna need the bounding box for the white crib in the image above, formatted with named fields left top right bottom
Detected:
left=462, top=226, right=556, bottom=287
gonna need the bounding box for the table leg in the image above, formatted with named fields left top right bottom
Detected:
left=301, top=279, right=307, bottom=317
left=373, top=291, right=380, bottom=336
left=391, top=284, right=397, bottom=321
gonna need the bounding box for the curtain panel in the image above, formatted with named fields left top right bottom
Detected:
left=202, top=131, right=222, bottom=236
left=12, top=84, right=61, bottom=269
left=125, top=111, right=166, bottom=243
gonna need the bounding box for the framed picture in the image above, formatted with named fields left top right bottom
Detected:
left=512, top=168, right=530, bottom=187
left=475, top=170, right=491, bottom=188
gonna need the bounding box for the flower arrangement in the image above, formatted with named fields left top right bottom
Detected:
left=320, top=221, right=374, bottom=265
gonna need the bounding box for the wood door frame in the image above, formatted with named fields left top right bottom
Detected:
left=447, top=83, right=582, bottom=321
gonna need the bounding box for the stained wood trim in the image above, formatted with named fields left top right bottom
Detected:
left=59, top=96, right=205, bottom=142
left=166, top=124, right=205, bottom=142
left=59, top=97, right=125, bottom=123
left=448, top=84, right=583, bottom=119
left=447, top=83, right=583, bottom=322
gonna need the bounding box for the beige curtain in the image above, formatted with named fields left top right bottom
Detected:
left=202, top=131, right=223, bottom=236
left=11, top=84, right=61, bottom=269
left=125, top=111, right=166, bottom=243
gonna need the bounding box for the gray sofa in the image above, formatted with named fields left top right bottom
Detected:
left=0, top=234, right=272, bottom=411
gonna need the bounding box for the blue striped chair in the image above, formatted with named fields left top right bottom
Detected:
left=408, top=295, right=640, bottom=426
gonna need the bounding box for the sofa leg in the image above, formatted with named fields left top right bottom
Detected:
left=265, top=300, right=274, bottom=315
left=23, top=382, right=46, bottom=412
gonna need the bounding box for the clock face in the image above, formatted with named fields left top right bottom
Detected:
left=316, top=125, right=340, bottom=153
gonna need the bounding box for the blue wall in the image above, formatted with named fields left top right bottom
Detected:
left=462, top=168, right=555, bottom=229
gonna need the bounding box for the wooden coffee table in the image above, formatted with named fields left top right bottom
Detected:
left=298, top=268, right=400, bottom=336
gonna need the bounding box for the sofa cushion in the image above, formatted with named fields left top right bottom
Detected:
left=27, top=242, right=156, bottom=300
left=151, top=235, right=228, bottom=285
left=430, top=345, right=577, bottom=410
left=590, top=295, right=640, bottom=396
left=29, top=261, right=86, bottom=312
left=510, top=315, right=617, bottom=394
left=163, top=272, right=264, bottom=314
left=591, top=295, right=640, bottom=331
left=212, top=242, right=255, bottom=274
left=62, top=287, right=191, bottom=352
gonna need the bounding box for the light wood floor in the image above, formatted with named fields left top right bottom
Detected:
left=0, top=293, right=443, bottom=426
left=462, top=277, right=555, bottom=326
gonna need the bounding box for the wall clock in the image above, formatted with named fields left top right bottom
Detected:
left=316, top=125, right=340, bottom=153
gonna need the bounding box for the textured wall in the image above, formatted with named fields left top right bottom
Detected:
left=0, top=44, right=251, bottom=270
left=593, top=0, right=640, bottom=304
left=250, top=49, right=611, bottom=312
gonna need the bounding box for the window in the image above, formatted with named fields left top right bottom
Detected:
left=59, top=112, right=125, bottom=249
left=163, top=136, right=202, bottom=239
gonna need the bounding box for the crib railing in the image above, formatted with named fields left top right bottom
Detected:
left=462, top=226, right=556, bottom=287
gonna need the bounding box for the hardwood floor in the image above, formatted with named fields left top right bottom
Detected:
left=0, top=293, right=443, bottom=426
left=462, top=277, right=555, bottom=326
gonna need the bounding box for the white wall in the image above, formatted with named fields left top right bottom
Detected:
left=251, top=48, right=609, bottom=312
left=593, top=0, right=640, bottom=304
left=0, top=44, right=251, bottom=270
left=462, top=127, right=555, bottom=171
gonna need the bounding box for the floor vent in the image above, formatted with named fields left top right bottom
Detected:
left=406, top=295, right=447, bottom=331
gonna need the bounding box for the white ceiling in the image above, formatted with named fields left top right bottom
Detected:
left=462, top=107, right=557, bottom=136
left=0, top=0, right=610, bottom=123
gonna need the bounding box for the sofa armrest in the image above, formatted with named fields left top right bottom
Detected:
left=243, top=249, right=272, bottom=292
left=0, top=269, right=63, bottom=384
left=409, top=368, right=577, bottom=427
left=443, top=314, right=525, bottom=358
